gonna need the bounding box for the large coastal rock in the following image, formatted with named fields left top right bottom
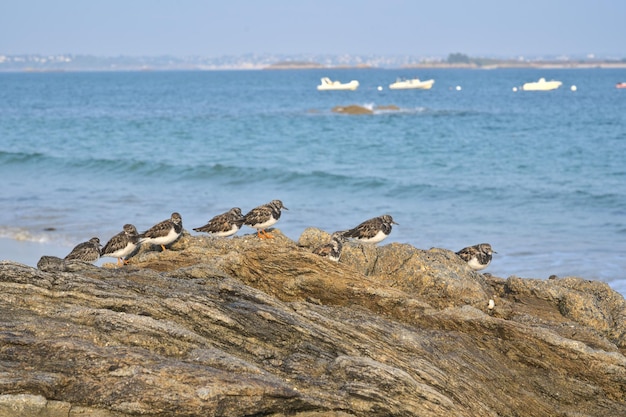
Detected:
left=1, top=228, right=625, bottom=416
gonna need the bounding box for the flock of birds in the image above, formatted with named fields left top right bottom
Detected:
left=63, top=199, right=495, bottom=272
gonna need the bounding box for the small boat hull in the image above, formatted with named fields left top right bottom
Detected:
left=522, top=78, right=562, bottom=91
left=317, top=77, right=359, bottom=91
left=389, top=78, right=435, bottom=90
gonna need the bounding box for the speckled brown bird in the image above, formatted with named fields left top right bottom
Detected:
left=312, top=231, right=346, bottom=262
left=342, top=215, right=398, bottom=244
left=139, top=212, right=183, bottom=251
left=456, top=243, right=495, bottom=271
left=64, top=237, right=102, bottom=263
left=193, top=207, right=244, bottom=237
left=101, top=224, right=140, bottom=265
left=242, top=200, right=287, bottom=239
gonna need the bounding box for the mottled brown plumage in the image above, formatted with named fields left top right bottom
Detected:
left=139, top=212, right=183, bottom=251
left=64, top=237, right=102, bottom=263
left=456, top=243, right=495, bottom=271
left=312, top=231, right=346, bottom=262
left=101, top=224, right=139, bottom=265
left=243, top=200, right=287, bottom=239
left=193, top=207, right=244, bottom=237
left=342, top=215, right=398, bottom=244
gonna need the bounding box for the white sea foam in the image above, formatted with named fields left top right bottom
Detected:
left=0, top=226, right=52, bottom=243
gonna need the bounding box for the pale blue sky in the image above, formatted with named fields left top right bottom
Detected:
left=1, top=0, right=624, bottom=57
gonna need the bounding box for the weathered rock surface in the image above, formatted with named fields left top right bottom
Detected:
left=332, top=105, right=373, bottom=115
left=1, top=228, right=625, bottom=416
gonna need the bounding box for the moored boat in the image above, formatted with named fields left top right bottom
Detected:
left=388, top=78, right=435, bottom=90
left=317, top=77, right=359, bottom=91
left=522, top=78, right=562, bottom=91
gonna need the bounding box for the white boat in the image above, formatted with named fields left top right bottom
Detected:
left=521, top=78, right=562, bottom=91
left=317, top=77, right=359, bottom=91
left=388, top=78, right=435, bottom=90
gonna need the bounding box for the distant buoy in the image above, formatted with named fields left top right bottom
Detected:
left=377, top=86, right=383, bottom=91
left=570, top=85, right=577, bottom=91
left=455, top=85, right=462, bottom=91
left=512, top=87, right=518, bottom=92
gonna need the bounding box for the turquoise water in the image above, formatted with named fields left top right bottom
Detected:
left=1, top=68, right=625, bottom=294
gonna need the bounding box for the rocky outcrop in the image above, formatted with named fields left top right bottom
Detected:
left=1, top=228, right=625, bottom=417
left=332, top=105, right=374, bottom=115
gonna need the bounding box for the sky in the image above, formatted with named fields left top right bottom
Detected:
left=1, top=0, right=625, bottom=58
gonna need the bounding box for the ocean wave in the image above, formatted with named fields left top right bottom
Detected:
left=373, top=106, right=429, bottom=115
left=0, top=149, right=48, bottom=164
left=293, top=169, right=389, bottom=189
left=370, top=106, right=479, bottom=117
left=0, top=149, right=192, bottom=179
left=570, top=189, right=623, bottom=208
left=1, top=149, right=389, bottom=190
left=206, top=165, right=391, bottom=190
left=0, top=226, right=53, bottom=243
left=427, top=109, right=482, bottom=117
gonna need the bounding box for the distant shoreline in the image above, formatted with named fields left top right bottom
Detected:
left=265, top=60, right=626, bottom=70
left=400, top=62, right=626, bottom=70
left=6, top=62, right=626, bottom=73
left=3, top=53, right=626, bottom=73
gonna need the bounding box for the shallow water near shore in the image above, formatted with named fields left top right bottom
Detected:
left=0, top=68, right=625, bottom=295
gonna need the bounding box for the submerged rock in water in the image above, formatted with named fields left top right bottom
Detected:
left=0, top=228, right=625, bottom=416
left=331, top=104, right=401, bottom=115
left=332, top=104, right=373, bottom=114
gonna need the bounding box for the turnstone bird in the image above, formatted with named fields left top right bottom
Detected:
left=139, top=212, right=183, bottom=251
left=243, top=200, right=288, bottom=239
left=64, top=237, right=102, bottom=263
left=193, top=207, right=244, bottom=237
left=101, top=224, right=140, bottom=265
left=312, top=231, right=346, bottom=262
left=342, top=215, right=398, bottom=244
left=456, top=243, right=496, bottom=271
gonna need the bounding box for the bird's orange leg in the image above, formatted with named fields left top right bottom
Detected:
left=261, top=229, right=274, bottom=239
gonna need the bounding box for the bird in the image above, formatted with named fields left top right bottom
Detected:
left=193, top=207, right=245, bottom=237
left=64, top=237, right=102, bottom=263
left=139, top=212, right=183, bottom=251
left=242, top=200, right=287, bottom=239
left=456, top=243, right=496, bottom=271
left=100, top=224, right=140, bottom=265
left=342, top=214, right=398, bottom=244
left=312, top=231, right=346, bottom=262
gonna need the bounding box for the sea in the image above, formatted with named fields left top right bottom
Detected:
left=1, top=68, right=625, bottom=296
